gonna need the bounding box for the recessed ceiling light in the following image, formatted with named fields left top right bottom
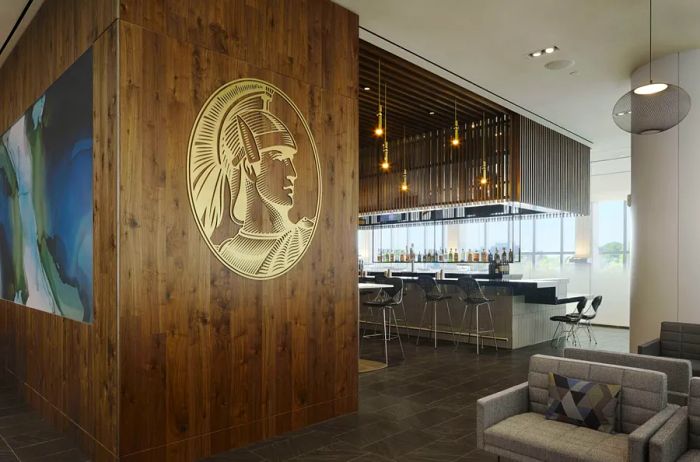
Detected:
left=429, top=111, right=435, bottom=115
left=544, top=46, right=556, bottom=54
left=530, top=51, right=542, bottom=58
left=529, top=46, right=558, bottom=58
left=363, top=86, right=371, bottom=91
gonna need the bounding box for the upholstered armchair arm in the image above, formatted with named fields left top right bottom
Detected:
left=650, top=407, right=688, bottom=462
left=476, top=382, right=529, bottom=450
left=638, top=338, right=661, bottom=356
left=628, top=404, right=679, bottom=462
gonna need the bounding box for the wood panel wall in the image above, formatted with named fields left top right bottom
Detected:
left=517, top=116, right=591, bottom=215
left=117, top=1, right=359, bottom=460
left=0, top=1, right=119, bottom=461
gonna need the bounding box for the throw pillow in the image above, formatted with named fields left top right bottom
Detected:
left=546, top=372, right=621, bottom=433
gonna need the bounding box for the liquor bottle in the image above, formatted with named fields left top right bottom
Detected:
left=467, top=249, right=473, bottom=262
left=438, top=248, right=443, bottom=263
left=488, top=250, right=493, bottom=263
left=481, top=248, right=488, bottom=262
left=473, top=250, right=479, bottom=262
left=501, top=247, right=507, bottom=263
left=494, top=251, right=500, bottom=264
left=449, top=248, right=454, bottom=262
left=508, top=248, right=514, bottom=263
left=460, top=248, right=465, bottom=262
left=390, top=250, right=395, bottom=263
left=417, top=251, right=422, bottom=263
left=410, top=244, right=415, bottom=262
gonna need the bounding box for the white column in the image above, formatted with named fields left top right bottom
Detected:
left=630, top=50, right=700, bottom=351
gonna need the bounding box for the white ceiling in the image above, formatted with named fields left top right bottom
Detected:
left=0, top=0, right=44, bottom=69
left=335, top=0, right=700, bottom=161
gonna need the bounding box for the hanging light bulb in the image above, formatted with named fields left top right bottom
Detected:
left=400, top=128, right=408, bottom=191
left=479, top=114, right=488, bottom=185
left=400, top=169, right=409, bottom=192
left=374, top=59, right=384, bottom=136
left=380, top=83, right=390, bottom=171
left=381, top=141, right=390, bottom=171
left=451, top=99, right=460, bottom=147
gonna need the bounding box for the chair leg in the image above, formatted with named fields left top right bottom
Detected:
left=401, top=300, right=410, bottom=339
left=445, top=300, right=456, bottom=346
left=433, top=302, right=438, bottom=350
left=382, top=308, right=389, bottom=366
left=550, top=321, right=561, bottom=347
left=588, top=324, right=598, bottom=344
left=487, top=303, right=498, bottom=353
left=416, top=302, right=428, bottom=346
left=476, top=304, right=480, bottom=355
left=392, top=308, right=405, bottom=359
left=459, top=304, right=470, bottom=346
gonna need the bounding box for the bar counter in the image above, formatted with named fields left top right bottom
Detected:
left=360, top=271, right=575, bottom=349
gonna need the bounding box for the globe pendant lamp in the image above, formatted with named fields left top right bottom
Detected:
left=612, top=0, right=691, bottom=134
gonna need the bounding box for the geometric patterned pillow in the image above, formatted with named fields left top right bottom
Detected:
left=546, top=372, right=622, bottom=433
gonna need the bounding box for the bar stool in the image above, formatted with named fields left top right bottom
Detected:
left=415, top=275, right=456, bottom=349
left=362, top=277, right=405, bottom=365
left=457, top=276, right=498, bottom=354
left=550, top=298, right=585, bottom=347
left=376, top=274, right=410, bottom=338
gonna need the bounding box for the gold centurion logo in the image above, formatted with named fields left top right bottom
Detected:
left=187, top=79, right=322, bottom=280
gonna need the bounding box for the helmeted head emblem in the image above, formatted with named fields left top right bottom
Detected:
left=188, top=79, right=321, bottom=279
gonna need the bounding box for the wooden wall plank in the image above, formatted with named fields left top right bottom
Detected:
left=117, top=0, right=359, bottom=459
left=0, top=1, right=119, bottom=461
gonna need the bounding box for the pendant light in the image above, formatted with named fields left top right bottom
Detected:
left=374, top=59, right=384, bottom=137
left=451, top=98, right=460, bottom=147
left=480, top=114, right=488, bottom=185
left=612, top=0, right=691, bottom=134
left=380, top=83, right=390, bottom=171
left=400, top=127, right=409, bottom=192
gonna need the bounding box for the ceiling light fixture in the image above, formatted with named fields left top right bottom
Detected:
left=374, top=60, right=384, bottom=137
left=480, top=114, right=488, bottom=186
left=529, top=46, right=557, bottom=58
left=400, top=128, right=408, bottom=192
left=451, top=99, right=460, bottom=147
left=363, top=86, right=371, bottom=91
left=429, top=111, right=435, bottom=115
left=380, top=83, right=390, bottom=171
left=612, top=0, right=691, bottom=134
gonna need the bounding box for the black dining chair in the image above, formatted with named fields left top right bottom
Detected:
left=415, top=275, right=455, bottom=349
left=569, top=295, right=602, bottom=344
left=550, top=298, right=586, bottom=347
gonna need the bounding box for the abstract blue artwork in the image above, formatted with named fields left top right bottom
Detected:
left=0, top=49, right=93, bottom=323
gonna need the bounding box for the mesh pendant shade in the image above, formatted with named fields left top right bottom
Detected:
left=613, top=83, right=691, bottom=134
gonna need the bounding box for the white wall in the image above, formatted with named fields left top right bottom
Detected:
left=630, top=50, right=700, bottom=351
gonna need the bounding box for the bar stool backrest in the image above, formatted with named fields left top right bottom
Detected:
left=383, top=277, right=404, bottom=304
left=456, top=276, right=484, bottom=300
left=591, top=296, right=603, bottom=312
left=416, top=275, right=440, bottom=299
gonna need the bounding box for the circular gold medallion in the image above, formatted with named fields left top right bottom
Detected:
left=188, top=79, right=322, bottom=280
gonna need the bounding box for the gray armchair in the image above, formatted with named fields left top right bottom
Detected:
left=650, top=377, right=700, bottom=462
left=477, top=354, right=678, bottom=461
left=639, top=322, right=700, bottom=376
left=564, top=348, right=693, bottom=405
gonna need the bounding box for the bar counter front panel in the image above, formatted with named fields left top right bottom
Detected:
left=360, top=271, right=571, bottom=349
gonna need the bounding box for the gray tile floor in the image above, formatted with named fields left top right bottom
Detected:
left=206, top=326, right=629, bottom=462
left=0, top=326, right=628, bottom=461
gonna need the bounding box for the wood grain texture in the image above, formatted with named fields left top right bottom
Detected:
left=117, top=0, right=359, bottom=459
left=0, top=1, right=118, bottom=461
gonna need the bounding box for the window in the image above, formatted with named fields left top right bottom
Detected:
left=596, top=201, right=629, bottom=268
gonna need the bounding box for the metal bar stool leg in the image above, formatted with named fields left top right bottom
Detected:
left=459, top=304, right=470, bottom=347
left=382, top=308, right=389, bottom=366
left=550, top=321, right=562, bottom=347
left=487, top=302, right=498, bottom=352
left=391, top=308, right=405, bottom=359
left=476, top=304, right=480, bottom=355
left=445, top=300, right=456, bottom=346
left=433, top=301, right=438, bottom=350
left=416, top=302, right=428, bottom=346
left=401, top=300, right=410, bottom=339
left=588, top=323, right=598, bottom=344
